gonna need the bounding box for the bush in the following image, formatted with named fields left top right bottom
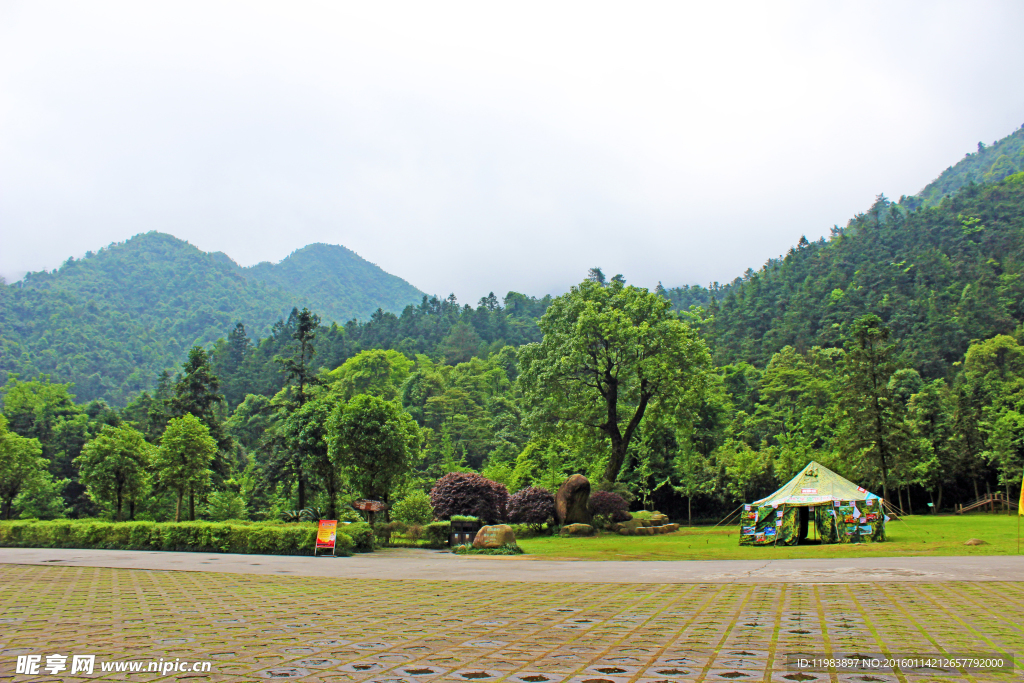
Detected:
left=374, top=520, right=407, bottom=545
left=340, top=521, right=375, bottom=552
left=430, top=473, right=508, bottom=523
left=452, top=543, right=523, bottom=556
left=422, top=520, right=451, bottom=548
left=0, top=519, right=378, bottom=556
left=611, top=509, right=632, bottom=523
left=508, top=522, right=551, bottom=539
left=507, top=487, right=554, bottom=526
left=590, top=490, right=629, bottom=517
left=391, top=490, right=435, bottom=525
left=406, top=524, right=424, bottom=542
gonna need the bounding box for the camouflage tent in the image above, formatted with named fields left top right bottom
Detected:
left=738, top=461, right=887, bottom=546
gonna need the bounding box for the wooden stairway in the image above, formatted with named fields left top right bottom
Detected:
left=955, top=492, right=1019, bottom=514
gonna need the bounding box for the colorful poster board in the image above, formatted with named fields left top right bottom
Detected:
left=315, top=520, right=338, bottom=556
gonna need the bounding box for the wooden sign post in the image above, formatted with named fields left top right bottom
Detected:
left=352, top=499, right=386, bottom=524
left=314, top=520, right=338, bottom=557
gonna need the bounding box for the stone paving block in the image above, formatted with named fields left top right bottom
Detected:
left=0, top=565, right=1022, bottom=683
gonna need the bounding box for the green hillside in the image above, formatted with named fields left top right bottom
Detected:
left=0, top=232, right=423, bottom=404
left=683, top=173, right=1024, bottom=378
left=907, top=124, right=1024, bottom=210
left=660, top=125, right=1024, bottom=380
left=244, top=243, right=424, bottom=325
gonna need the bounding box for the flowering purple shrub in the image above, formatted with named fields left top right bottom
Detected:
left=429, top=473, right=509, bottom=523
left=507, top=487, right=555, bottom=526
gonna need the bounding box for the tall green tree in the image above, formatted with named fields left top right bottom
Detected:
left=279, top=307, right=321, bottom=408
left=328, top=395, right=420, bottom=503
left=171, top=346, right=228, bottom=450
left=76, top=425, right=154, bottom=521
left=518, top=279, right=711, bottom=485
left=271, top=308, right=322, bottom=510
left=155, top=414, right=216, bottom=522
left=907, top=379, right=957, bottom=511
left=838, top=315, right=910, bottom=503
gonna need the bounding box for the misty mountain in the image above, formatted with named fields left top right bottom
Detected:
left=0, top=232, right=423, bottom=403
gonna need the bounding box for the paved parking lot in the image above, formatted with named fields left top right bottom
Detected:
left=0, top=563, right=1021, bottom=683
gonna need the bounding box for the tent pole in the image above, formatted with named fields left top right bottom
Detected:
left=713, top=504, right=744, bottom=529
left=882, top=498, right=912, bottom=527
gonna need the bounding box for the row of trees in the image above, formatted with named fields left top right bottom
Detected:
left=3, top=274, right=1023, bottom=524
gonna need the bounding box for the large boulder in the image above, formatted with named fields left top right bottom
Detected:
left=555, top=474, right=592, bottom=525
left=559, top=523, right=595, bottom=536
left=473, top=524, right=517, bottom=549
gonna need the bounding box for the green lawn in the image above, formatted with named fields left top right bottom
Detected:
left=517, top=513, right=1024, bottom=560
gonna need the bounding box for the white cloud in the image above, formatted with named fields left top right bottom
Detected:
left=1, top=1, right=1023, bottom=303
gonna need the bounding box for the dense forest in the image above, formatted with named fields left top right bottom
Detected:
left=3, top=127, right=1024, bottom=525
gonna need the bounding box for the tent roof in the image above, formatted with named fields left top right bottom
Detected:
left=751, top=461, right=879, bottom=507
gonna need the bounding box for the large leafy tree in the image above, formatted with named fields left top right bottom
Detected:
left=281, top=394, right=341, bottom=518
left=329, top=349, right=412, bottom=401
left=155, top=414, right=216, bottom=522
left=0, top=415, right=53, bottom=519
left=518, top=278, right=711, bottom=485
left=328, top=395, right=420, bottom=503
left=76, top=425, right=154, bottom=521
left=960, top=334, right=1024, bottom=494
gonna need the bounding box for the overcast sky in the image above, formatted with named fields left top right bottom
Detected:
left=2, top=2, right=1023, bottom=303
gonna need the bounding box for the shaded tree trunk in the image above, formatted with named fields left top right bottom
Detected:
left=189, top=490, right=196, bottom=521
left=175, top=491, right=183, bottom=522
left=599, top=374, right=652, bottom=484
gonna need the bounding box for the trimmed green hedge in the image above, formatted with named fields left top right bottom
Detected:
left=0, top=520, right=376, bottom=556
left=423, top=521, right=451, bottom=548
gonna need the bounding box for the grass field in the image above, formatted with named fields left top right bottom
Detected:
left=517, top=513, right=1024, bottom=560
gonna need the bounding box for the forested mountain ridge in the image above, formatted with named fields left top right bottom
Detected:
left=696, top=172, right=1024, bottom=378
left=244, top=242, right=423, bottom=324
left=0, top=232, right=424, bottom=404
left=907, top=124, right=1024, bottom=210
left=659, top=124, right=1024, bottom=320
